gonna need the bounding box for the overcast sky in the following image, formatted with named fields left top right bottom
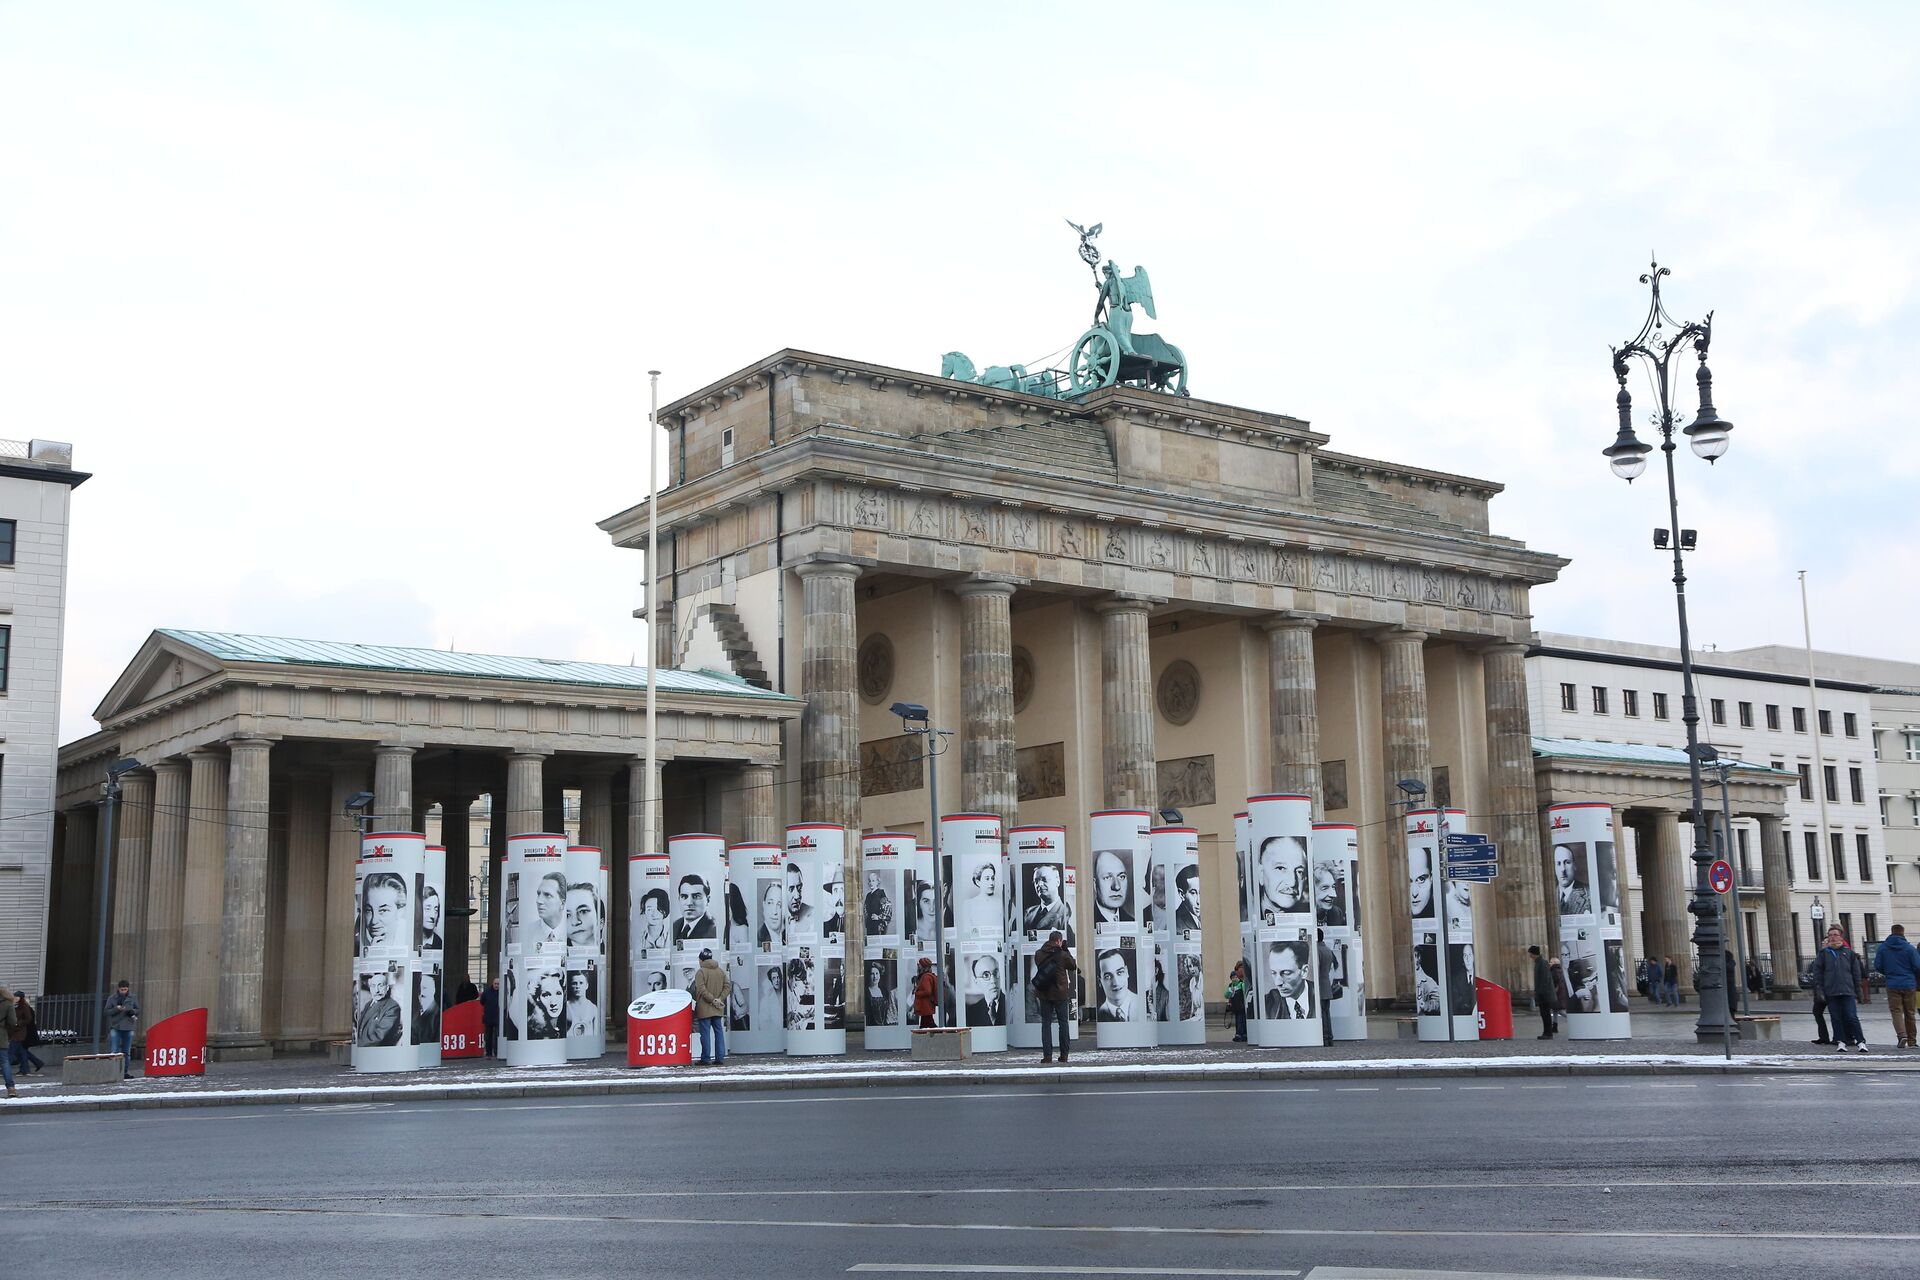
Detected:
left=4, top=3, right=1915, bottom=742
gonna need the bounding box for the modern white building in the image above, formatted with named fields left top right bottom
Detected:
left=0, top=438, right=87, bottom=997
left=1528, top=632, right=1890, bottom=986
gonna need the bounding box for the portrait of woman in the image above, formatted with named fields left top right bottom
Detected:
left=526, top=968, right=568, bottom=1040
left=635, top=888, right=670, bottom=953
left=756, top=879, right=787, bottom=950
left=418, top=882, right=444, bottom=952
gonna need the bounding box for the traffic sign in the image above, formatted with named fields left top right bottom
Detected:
left=1448, top=864, right=1500, bottom=883
left=1444, top=832, right=1491, bottom=847
left=1445, top=842, right=1497, bottom=863
left=1708, top=858, right=1734, bottom=895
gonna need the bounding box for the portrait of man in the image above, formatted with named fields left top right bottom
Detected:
left=354, top=964, right=404, bottom=1047
left=1022, top=863, right=1072, bottom=942
left=418, top=882, right=444, bottom=952
left=502, top=963, right=519, bottom=1041
left=1258, top=834, right=1309, bottom=921
left=1409, top=847, right=1436, bottom=921
left=672, top=874, right=718, bottom=944
left=1174, top=865, right=1201, bottom=935
left=785, top=955, right=816, bottom=1031
left=756, top=879, right=787, bottom=949
left=728, top=956, right=751, bottom=1031
left=1263, top=940, right=1313, bottom=1020
left=786, top=861, right=813, bottom=931
left=1093, top=848, right=1134, bottom=925
left=565, top=881, right=602, bottom=950
left=1604, top=938, right=1630, bottom=1013
left=1448, top=943, right=1477, bottom=1017
left=641, top=967, right=668, bottom=994
left=410, top=965, right=441, bottom=1046
left=1446, top=877, right=1472, bottom=932
left=964, top=953, right=1005, bottom=1027
left=526, top=968, right=567, bottom=1040
left=1413, top=940, right=1441, bottom=1015
left=823, top=872, right=846, bottom=939
left=503, top=872, right=520, bottom=948
left=565, top=968, right=599, bottom=1039
left=635, top=888, right=670, bottom=953
left=823, top=957, right=846, bottom=1030
left=1094, top=947, right=1138, bottom=1022
left=1141, top=857, right=1168, bottom=931
left=1554, top=844, right=1593, bottom=915
left=1313, top=860, right=1347, bottom=928
left=533, top=869, right=568, bottom=952
left=360, top=871, right=410, bottom=955
left=1594, top=840, right=1621, bottom=913
left=863, top=870, right=894, bottom=939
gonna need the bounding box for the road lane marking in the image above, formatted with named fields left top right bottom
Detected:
left=1395, top=1086, right=1441, bottom=1091
left=849, top=1266, right=1300, bottom=1276
left=1457, top=1085, right=1504, bottom=1090
left=1334, top=1087, right=1378, bottom=1092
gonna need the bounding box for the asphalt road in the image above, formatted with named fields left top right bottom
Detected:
left=10, top=1071, right=1910, bottom=1279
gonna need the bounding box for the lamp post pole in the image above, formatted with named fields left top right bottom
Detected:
left=90, top=775, right=123, bottom=1054
left=1602, top=259, right=1737, bottom=1046
left=1715, top=760, right=1752, bottom=1016
left=892, top=701, right=953, bottom=1022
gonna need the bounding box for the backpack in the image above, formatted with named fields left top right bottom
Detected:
left=1031, top=954, right=1058, bottom=994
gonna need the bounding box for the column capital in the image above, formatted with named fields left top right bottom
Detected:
left=794, top=559, right=864, bottom=581
left=507, top=749, right=551, bottom=762
left=372, top=742, right=417, bottom=758
left=1262, top=611, right=1326, bottom=634
left=151, top=758, right=190, bottom=778
left=1373, top=626, right=1429, bottom=647
left=225, top=735, right=277, bottom=752
left=1094, top=594, right=1160, bottom=617
left=1477, top=639, right=1531, bottom=658
left=952, top=576, right=1021, bottom=599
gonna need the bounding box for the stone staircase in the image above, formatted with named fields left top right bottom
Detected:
left=678, top=602, right=770, bottom=688
left=926, top=418, right=1117, bottom=480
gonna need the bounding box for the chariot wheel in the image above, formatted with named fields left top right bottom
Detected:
left=1153, top=343, right=1189, bottom=396
left=1068, top=327, right=1121, bottom=393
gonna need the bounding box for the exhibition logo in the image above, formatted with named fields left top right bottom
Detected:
left=543, top=844, right=560, bottom=855
left=1551, top=815, right=1571, bottom=831
left=371, top=844, right=389, bottom=857
left=795, top=835, right=816, bottom=848
left=1412, top=820, right=1433, bottom=834
left=1035, top=837, right=1054, bottom=850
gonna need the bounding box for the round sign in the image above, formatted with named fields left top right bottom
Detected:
left=1708, top=858, right=1734, bottom=895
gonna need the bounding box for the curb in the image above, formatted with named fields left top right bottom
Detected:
left=9, top=1054, right=1913, bottom=1115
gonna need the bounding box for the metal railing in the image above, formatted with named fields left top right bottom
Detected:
left=25, top=994, right=97, bottom=1044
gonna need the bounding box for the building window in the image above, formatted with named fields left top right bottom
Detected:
left=1819, top=708, right=1833, bottom=736
left=1884, top=795, right=1894, bottom=826
left=1906, top=732, right=1920, bottom=763
left=1796, top=763, right=1813, bottom=801
left=1866, top=912, right=1880, bottom=946
left=1784, top=827, right=1796, bottom=886
left=1591, top=686, right=1609, bottom=715
left=1857, top=833, right=1873, bottom=882
left=1791, top=911, right=1801, bottom=960
left=1840, top=912, right=1854, bottom=943
left=1559, top=682, right=1577, bottom=712
left=1710, top=698, right=1726, bottom=726
left=1844, top=712, right=1858, bottom=738
left=1766, top=704, right=1781, bottom=731
left=1793, top=707, right=1808, bottom=733
left=1653, top=692, right=1670, bottom=720
left=1736, top=826, right=1751, bottom=878
left=0, top=519, right=13, bottom=566
left=1824, top=765, right=1839, bottom=804
left=1831, top=831, right=1848, bottom=881
left=0, top=624, right=9, bottom=693
left=1912, top=796, right=1920, bottom=826
left=1622, top=689, right=1640, bottom=718
left=1849, top=767, right=1864, bottom=804
left=1803, top=831, right=1821, bottom=882
left=1875, top=730, right=1885, bottom=760
left=1738, top=701, right=1754, bottom=728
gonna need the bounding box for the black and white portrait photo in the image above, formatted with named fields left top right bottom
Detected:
left=1092, top=848, right=1135, bottom=926
left=360, top=870, right=410, bottom=956
left=502, top=962, right=520, bottom=1041
left=1448, top=942, right=1476, bottom=1017
left=1236, top=845, right=1250, bottom=925
left=785, top=860, right=814, bottom=935
left=1562, top=935, right=1600, bottom=1013
left=964, top=952, right=1005, bottom=1027
left=1409, top=847, right=1436, bottom=922
left=1413, top=940, right=1441, bottom=1015
left=671, top=873, right=718, bottom=945
left=1604, top=937, right=1629, bottom=1013
left=1141, top=856, right=1168, bottom=932
left=1022, top=862, right=1073, bottom=941
left=503, top=872, right=520, bottom=949
left=905, top=873, right=937, bottom=945
left=1322, top=938, right=1360, bottom=1015
left=823, top=956, right=846, bottom=1030
left=1174, top=864, right=1201, bottom=937
left=410, top=964, right=442, bottom=1046
left=565, top=880, right=602, bottom=951
left=786, top=952, right=817, bottom=1030
left=1257, top=834, right=1310, bottom=922
left=822, top=870, right=846, bottom=941
left=634, top=887, right=670, bottom=953
left=1553, top=843, right=1594, bottom=916
left=862, top=869, right=897, bottom=940
left=526, top=967, right=568, bottom=1040
left=755, top=961, right=785, bottom=1031
left=752, top=878, right=785, bottom=951
left=865, top=957, right=900, bottom=1026
left=353, top=962, right=406, bottom=1048
left=1262, top=937, right=1314, bottom=1021
left=728, top=955, right=751, bottom=1031
left=1313, top=858, right=1347, bottom=928
left=565, top=966, right=599, bottom=1040
left=638, top=966, right=668, bottom=996
left=418, top=879, right=444, bottom=952
left=723, top=882, right=748, bottom=952
left=1094, top=945, right=1138, bottom=1022
left=1594, top=840, right=1620, bottom=913
left=1445, top=877, right=1472, bottom=932
left=1177, top=951, right=1204, bottom=1021
left=956, top=852, right=1000, bottom=937
left=532, top=868, right=567, bottom=954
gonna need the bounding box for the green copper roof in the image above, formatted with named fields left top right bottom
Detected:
left=158, top=629, right=795, bottom=700
left=1532, top=735, right=1793, bottom=776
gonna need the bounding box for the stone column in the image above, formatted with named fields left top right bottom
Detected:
left=279, top=772, right=330, bottom=1042
left=143, top=760, right=191, bottom=1023
left=579, top=771, right=614, bottom=851
left=439, top=794, right=475, bottom=997
left=1377, top=628, right=1431, bottom=1001
left=321, top=762, right=366, bottom=1039
left=215, top=737, right=274, bottom=1057
left=51, top=806, right=100, bottom=993
left=739, top=763, right=779, bottom=845
left=506, top=751, right=547, bottom=834
left=1265, top=615, right=1320, bottom=803
left=1097, top=597, right=1157, bottom=810
left=1646, top=811, right=1694, bottom=992
left=487, top=806, right=507, bottom=983
left=110, top=770, right=155, bottom=995
left=956, top=579, right=1019, bottom=823
left=1755, top=813, right=1796, bottom=993
left=373, top=745, right=417, bottom=834
left=797, top=561, right=862, bottom=828
left=1482, top=642, right=1548, bottom=991
left=178, top=749, right=229, bottom=1022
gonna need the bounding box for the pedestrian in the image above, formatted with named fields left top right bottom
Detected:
left=1871, top=923, right=1919, bottom=1048
left=1032, top=929, right=1078, bottom=1064
left=480, top=977, right=500, bottom=1057
left=104, top=979, right=140, bottom=1078
left=454, top=977, right=480, bottom=1006
left=690, top=946, right=731, bottom=1065
left=10, top=991, right=45, bottom=1076
left=912, top=955, right=938, bottom=1029
left=1225, top=959, right=1250, bottom=1043
left=1526, top=946, right=1553, bottom=1039
left=1, top=989, right=19, bottom=1098
left=1549, top=955, right=1571, bottom=1031
left=1812, top=927, right=1868, bottom=1053
left=1661, top=956, right=1680, bottom=1007
left=1745, top=959, right=1764, bottom=995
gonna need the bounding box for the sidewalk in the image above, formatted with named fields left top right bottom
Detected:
left=10, top=1001, right=1913, bottom=1114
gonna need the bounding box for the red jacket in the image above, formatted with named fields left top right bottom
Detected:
left=912, top=968, right=938, bottom=1018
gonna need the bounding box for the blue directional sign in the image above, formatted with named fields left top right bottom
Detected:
left=1444, top=832, right=1491, bottom=847
left=1448, top=863, right=1500, bottom=883
left=1444, top=842, right=1498, bottom=864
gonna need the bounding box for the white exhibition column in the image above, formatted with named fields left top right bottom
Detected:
left=1235, top=810, right=1253, bottom=1028
left=628, top=851, right=670, bottom=1007
left=1008, top=825, right=1072, bottom=1049
left=1405, top=808, right=1476, bottom=1042
left=1149, top=825, right=1205, bottom=1044
left=666, top=834, right=728, bottom=996
left=1547, top=802, right=1633, bottom=1039
left=563, top=845, right=608, bottom=1059
left=1311, top=823, right=1367, bottom=1040
left=783, top=824, right=848, bottom=1055
left=1248, top=794, right=1324, bottom=1048
left=1089, top=809, right=1155, bottom=1049
left=731, top=842, right=786, bottom=1054
left=503, top=833, right=570, bottom=1067
left=860, top=833, right=914, bottom=1050
left=353, top=832, right=424, bottom=1072
left=941, top=813, right=1008, bottom=1052
left=417, top=843, right=446, bottom=1068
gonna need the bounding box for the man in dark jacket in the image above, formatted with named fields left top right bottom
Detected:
left=104, top=980, right=140, bottom=1078
left=480, top=978, right=500, bottom=1057
left=1812, top=928, right=1868, bottom=1052
left=1872, top=923, right=1919, bottom=1048
left=1033, top=930, right=1078, bottom=1065
left=1530, top=945, right=1554, bottom=1039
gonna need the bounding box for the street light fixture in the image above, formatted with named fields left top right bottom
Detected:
left=891, top=700, right=953, bottom=1021
left=1604, top=259, right=1737, bottom=1045
left=91, top=757, right=144, bottom=1052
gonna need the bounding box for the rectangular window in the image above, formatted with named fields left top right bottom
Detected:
left=1738, top=701, right=1754, bottom=728
left=1884, top=795, right=1894, bottom=826
left=1591, top=686, right=1609, bottom=715
left=1803, top=831, right=1821, bottom=882
left=1791, top=911, right=1801, bottom=959
left=1857, top=833, right=1873, bottom=882
left=1710, top=698, right=1726, bottom=726
left=1906, top=732, right=1920, bottom=763
left=1831, top=831, right=1848, bottom=881
left=1875, top=730, right=1885, bottom=760
left=1784, top=828, right=1796, bottom=886
left=1793, top=707, right=1808, bottom=733
left=1559, top=682, right=1577, bottom=712
left=1797, top=763, right=1813, bottom=801
left=0, top=624, right=9, bottom=693
left=1866, top=912, right=1880, bottom=946
left=1766, top=704, right=1781, bottom=731
left=1840, top=912, right=1853, bottom=943
left=0, top=518, right=14, bottom=565
left=1912, top=796, right=1920, bottom=826
left=1737, top=826, right=1752, bottom=879
left=1844, top=712, right=1858, bottom=738
left=1622, top=689, right=1640, bottom=718
left=1824, top=765, right=1839, bottom=804
left=1819, top=708, right=1833, bottom=736
left=1653, top=692, right=1670, bottom=720
left=1849, top=767, right=1864, bottom=804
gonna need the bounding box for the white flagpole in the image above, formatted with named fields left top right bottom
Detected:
left=644, top=371, right=662, bottom=862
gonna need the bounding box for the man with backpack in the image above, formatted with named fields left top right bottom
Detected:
left=1872, top=923, right=1919, bottom=1047
left=1032, top=930, right=1078, bottom=1065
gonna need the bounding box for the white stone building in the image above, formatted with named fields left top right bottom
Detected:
left=0, top=438, right=87, bottom=996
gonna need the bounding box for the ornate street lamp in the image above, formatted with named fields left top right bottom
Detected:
left=1604, top=260, right=1737, bottom=1045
